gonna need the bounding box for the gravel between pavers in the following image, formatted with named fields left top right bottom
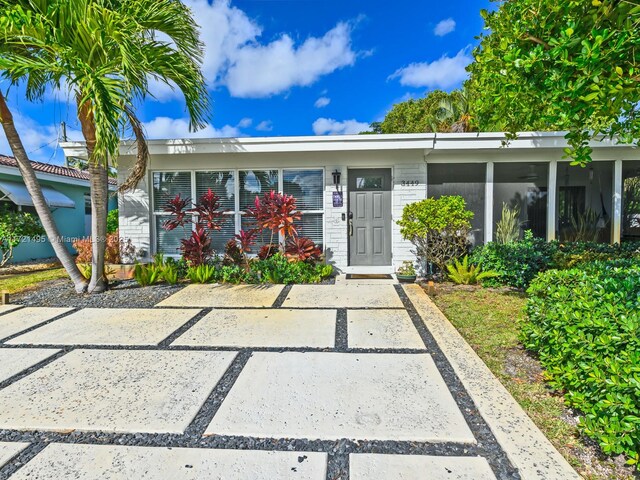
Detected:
left=13, top=279, right=185, bottom=308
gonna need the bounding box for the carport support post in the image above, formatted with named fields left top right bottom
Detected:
left=612, top=159, right=623, bottom=244
left=484, top=162, right=494, bottom=243
left=547, top=160, right=557, bottom=241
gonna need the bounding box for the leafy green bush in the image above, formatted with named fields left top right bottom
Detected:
left=160, top=262, right=180, bottom=285
left=397, top=195, right=473, bottom=274
left=470, top=231, right=558, bottom=288
left=473, top=237, right=640, bottom=289
left=523, top=262, right=640, bottom=465
left=0, top=207, right=45, bottom=267
left=133, top=263, right=162, bottom=286
left=106, top=209, right=119, bottom=234
left=253, top=253, right=332, bottom=284
left=446, top=255, right=499, bottom=285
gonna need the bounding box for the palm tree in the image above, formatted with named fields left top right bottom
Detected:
left=0, top=94, right=89, bottom=292
left=0, top=0, right=210, bottom=292
left=436, top=88, right=473, bottom=133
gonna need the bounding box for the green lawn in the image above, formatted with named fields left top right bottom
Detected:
left=430, top=286, right=634, bottom=480
left=0, top=268, right=68, bottom=295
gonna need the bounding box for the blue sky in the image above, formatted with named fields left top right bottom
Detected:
left=1, top=0, right=490, bottom=164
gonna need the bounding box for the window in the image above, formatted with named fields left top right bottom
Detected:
left=152, top=168, right=325, bottom=255
left=152, top=172, right=192, bottom=256
left=283, top=169, right=324, bottom=249
left=195, top=171, right=236, bottom=252
left=356, top=176, right=383, bottom=189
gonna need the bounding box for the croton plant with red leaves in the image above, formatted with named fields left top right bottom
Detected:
left=285, top=236, right=322, bottom=263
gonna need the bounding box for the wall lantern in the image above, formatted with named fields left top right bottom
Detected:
left=332, top=169, right=341, bottom=190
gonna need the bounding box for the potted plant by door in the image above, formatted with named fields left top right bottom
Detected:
left=396, top=261, right=417, bottom=283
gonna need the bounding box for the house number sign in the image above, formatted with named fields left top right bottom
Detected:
left=401, top=180, right=420, bottom=187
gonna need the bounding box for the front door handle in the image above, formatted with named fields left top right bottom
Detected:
left=348, top=219, right=353, bottom=236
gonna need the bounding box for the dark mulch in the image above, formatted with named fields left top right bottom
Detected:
left=12, top=278, right=186, bottom=309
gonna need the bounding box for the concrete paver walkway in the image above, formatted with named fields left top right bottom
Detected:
left=0, top=282, right=578, bottom=480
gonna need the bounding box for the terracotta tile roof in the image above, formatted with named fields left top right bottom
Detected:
left=0, top=155, right=117, bottom=186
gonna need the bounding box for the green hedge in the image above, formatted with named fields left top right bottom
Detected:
left=523, top=262, right=640, bottom=465
left=471, top=234, right=640, bottom=289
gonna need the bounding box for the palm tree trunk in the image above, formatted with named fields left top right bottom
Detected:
left=77, top=95, right=108, bottom=293
left=0, top=93, right=88, bottom=293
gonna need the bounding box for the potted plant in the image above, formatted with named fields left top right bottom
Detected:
left=396, top=261, right=417, bottom=283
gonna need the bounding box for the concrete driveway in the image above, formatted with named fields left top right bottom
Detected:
left=0, top=280, right=577, bottom=480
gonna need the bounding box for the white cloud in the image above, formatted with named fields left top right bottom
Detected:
left=225, top=22, right=356, bottom=98
left=390, top=48, right=472, bottom=90
left=237, top=117, right=252, bottom=128
left=143, top=117, right=241, bottom=139
left=312, top=118, right=370, bottom=135
left=434, top=18, right=456, bottom=36
left=255, top=120, right=273, bottom=132
left=314, top=96, right=331, bottom=108
left=149, top=0, right=358, bottom=99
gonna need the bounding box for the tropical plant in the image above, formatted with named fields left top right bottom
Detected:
left=435, top=87, right=474, bottom=133
left=180, top=227, right=213, bottom=267
left=446, top=255, right=498, bottom=285
left=285, top=237, right=322, bottom=263
left=106, top=209, right=119, bottom=234
left=0, top=207, right=45, bottom=267
left=234, top=229, right=257, bottom=269
left=186, top=263, right=217, bottom=284
left=72, top=230, right=136, bottom=265
left=258, top=244, right=279, bottom=260
left=367, top=90, right=460, bottom=133
left=495, top=203, right=521, bottom=244
left=223, top=239, right=244, bottom=266
left=245, top=191, right=302, bottom=254
left=133, top=262, right=162, bottom=287
left=162, top=189, right=225, bottom=265
left=468, top=0, right=640, bottom=165
left=397, top=196, right=473, bottom=275
left=0, top=0, right=209, bottom=293
left=160, top=262, right=179, bottom=285
left=563, top=208, right=601, bottom=242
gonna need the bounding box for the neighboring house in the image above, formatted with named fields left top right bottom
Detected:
left=61, top=132, right=640, bottom=273
left=0, top=155, right=117, bottom=264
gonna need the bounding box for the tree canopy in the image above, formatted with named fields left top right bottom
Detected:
left=468, top=0, right=640, bottom=165
left=367, top=90, right=472, bottom=134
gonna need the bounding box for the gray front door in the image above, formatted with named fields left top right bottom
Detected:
left=348, top=168, right=392, bottom=266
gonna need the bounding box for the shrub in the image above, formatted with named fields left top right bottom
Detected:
left=160, top=262, right=180, bottom=285
left=396, top=261, right=416, bottom=276
left=106, top=209, right=119, bottom=234
left=133, top=262, right=162, bottom=287
left=180, top=227, right=213, bottom=266
left=254, top=253, right=331, bottom=284
left=245, top=191, right=302, bottom=251
left=161, top=189, right=224, bottom=265
left=0, top=208, right=45, bottom=267
left=285, top=237, right=322, bottom=263
left=397, top=195, right=473, bottom=276
left=223, top=239, right=244, bottom=266
left=258, top=244, right=279, bottom=260
left=523, top=262, right=640, bottom=465
left=73, top=230, right=136, bottom=265
left=186, top=263, right=217, bottom=283
left=446, top=255, right=499, bottom=285
left=470, top=231, right=559, bottom=289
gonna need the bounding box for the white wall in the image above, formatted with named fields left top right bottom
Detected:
left=117, top=148, right=426, bottom=270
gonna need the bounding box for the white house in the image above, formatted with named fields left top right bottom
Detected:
left=61, top=132, right=640, bottom=273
